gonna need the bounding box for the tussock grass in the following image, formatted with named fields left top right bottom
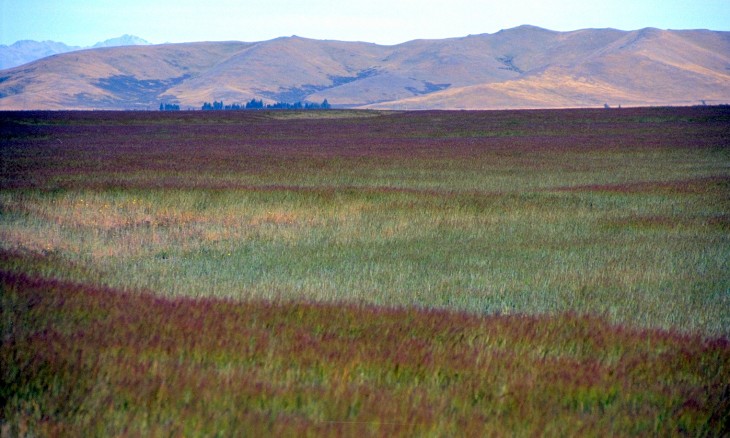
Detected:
left=1, top=107, right=728, bottom=434
left=2, top=271, right=728, bottom=436
left=2, top=181, right=727, bottom=334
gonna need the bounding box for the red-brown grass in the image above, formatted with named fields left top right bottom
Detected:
left=2, top=262, right=728, bottom=436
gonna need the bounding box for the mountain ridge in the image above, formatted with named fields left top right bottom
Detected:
left=0, top=35, right=150, bottom=70
left=0, top=27, right=728, bottom=110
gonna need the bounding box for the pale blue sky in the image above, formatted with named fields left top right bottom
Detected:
left=2, top=0, right=729, bottom=46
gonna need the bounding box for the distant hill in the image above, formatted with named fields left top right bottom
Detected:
left=0, top=35, right=150, bottom=70
left=0, top=27, right=728, bottom=110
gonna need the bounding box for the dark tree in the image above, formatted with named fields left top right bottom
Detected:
left=246, top=99, right=264, bottom=109
left=160, top=102, right=180, bottom=111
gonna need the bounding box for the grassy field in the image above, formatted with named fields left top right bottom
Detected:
left=1, top=107, right=729, bottom=435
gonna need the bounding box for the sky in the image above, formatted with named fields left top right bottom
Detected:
left=2, top=0, right=729, bottom=46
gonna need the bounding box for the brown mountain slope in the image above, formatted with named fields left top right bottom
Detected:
left=365, top=28, right=730, bottom=109
left=0, top=26, right=728, bottom=110
left=0, top=41, right=249, bottom=109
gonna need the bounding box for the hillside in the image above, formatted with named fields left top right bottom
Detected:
left=0, top=26, right=728, bottom=110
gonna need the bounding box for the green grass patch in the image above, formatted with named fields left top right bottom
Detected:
left=1, top=182, right=727, bottom=334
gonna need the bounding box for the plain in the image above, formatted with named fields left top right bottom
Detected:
left=1, top=107, right=728, bottom=435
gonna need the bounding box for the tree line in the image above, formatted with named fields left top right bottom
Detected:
left=201, top=99, right=331, bottom=111
left=159, top=99, right=332, bottom=111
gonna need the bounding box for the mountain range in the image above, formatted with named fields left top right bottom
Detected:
left=0, top=35, right=150, bottom=70
left=0, top=26, right=728, bottom=110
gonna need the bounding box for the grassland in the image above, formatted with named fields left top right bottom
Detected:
left=1, top=107, right=729, bottom=435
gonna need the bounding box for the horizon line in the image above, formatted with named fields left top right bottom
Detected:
left=3, top=24, right=729, bottom=48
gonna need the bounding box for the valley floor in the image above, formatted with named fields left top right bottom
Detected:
left=1, top=107, right=728, bottom=434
